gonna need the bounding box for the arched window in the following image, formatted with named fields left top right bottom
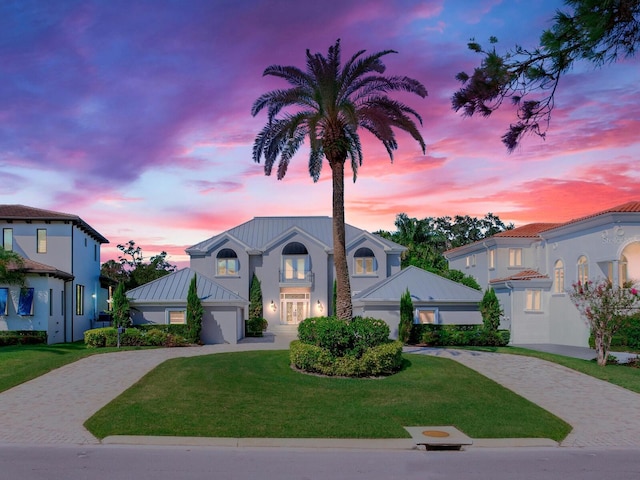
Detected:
left=354, top=247, right=376, bottom=275
left=216, top=248, right=238, bottom=276
left=282, top=242, right=309, bottom=281
left=554, top=260, right=564, bottom=293
left=577, top=256, right=589, bottom=284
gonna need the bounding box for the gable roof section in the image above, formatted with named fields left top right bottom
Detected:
left=353, top=266, right=482, bottom=303
left=0, top=204, right=109, bottom=244
left=186, top=216, right=405, bottom=255
left=127, top=268, right=248, bottom=304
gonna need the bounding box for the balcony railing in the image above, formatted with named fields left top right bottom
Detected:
left=279, top=270, right=314, bottom=285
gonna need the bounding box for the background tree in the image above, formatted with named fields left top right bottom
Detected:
left=399, top=288, right=414, bottom=344
left=252, top=39, right=427, bottom=320
left=0, top=247, right=26, bottom=287
left=111, top=282, right=130, bottom=328
left=186, top=274, right=203, bottom=343
left=452, top=0, right=640, bottom=150
left=569, top=279, right=640, bottom=366
left=376, top=212, right=512, bottom=290
left=249, top=273, right=263, bottom=319
left=101, top=241, right=176, bottom=290
left=480, top=287, right=502, bottom=332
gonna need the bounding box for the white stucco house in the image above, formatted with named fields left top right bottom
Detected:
left=129, top=217, right=484, bottom=343
left=444, top=201, right=640, bottom=347
left=0, top=205, right=109, bottom=343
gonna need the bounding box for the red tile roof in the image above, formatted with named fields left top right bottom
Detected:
left=0, top=204, right=109, bottom=244
left=494, top=223, right=562, bottom=238
left=490, top=270, right=550, bottom=283
left=557, top=201, right=640, bottom=228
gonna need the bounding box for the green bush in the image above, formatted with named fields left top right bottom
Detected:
left=410, top=324, right=510, bottom=347
left=0, top=330, right=47, bottom=347
left=589, top=312, right=640, bottom=351
left=290, top=340, right=403, bottom=377
left=84, top=327, right=188, bottom=348
left=297, top=316, right=389, bottom=358
left=246, top=317, right=268, bottom=337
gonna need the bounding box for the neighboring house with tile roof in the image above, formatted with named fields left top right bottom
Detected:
left=444, top=201, right=640, bottom=347
left=130, top=216, right=483, bottom=343
left=0, top=205, right=109, bottom=343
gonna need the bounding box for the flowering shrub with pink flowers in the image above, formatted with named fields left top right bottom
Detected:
left=570, top=279, right=640, bottom=366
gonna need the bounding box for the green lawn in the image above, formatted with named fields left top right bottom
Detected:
left=475, top=346, right=640, bottom=394
left=84, top=350, right=571, bottom=441
left=0, top=343, right=147, bottom=394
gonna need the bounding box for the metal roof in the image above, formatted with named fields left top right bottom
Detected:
left=126, top=268, right=248, bottom=304
left=186, top=216, right=405, bottom=254
left=353, top=266, right=483, bottom=303
left=0, top=204, right=109, bottom=244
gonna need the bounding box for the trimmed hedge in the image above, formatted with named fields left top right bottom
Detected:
left=246, top=317, right=268, bottom=337
left=290, top=340, right=403, bottom=377
left=0, top=330, right=47, bottom=347
left=409, top=324, right=510, bottom=347
left=84, top=327, right=188, bottom=348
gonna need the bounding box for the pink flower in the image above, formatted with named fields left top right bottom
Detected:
left=632, top=288, right=638, bottom=296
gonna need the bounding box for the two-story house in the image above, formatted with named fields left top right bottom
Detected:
left=444, top=201, right=640, bottom=347
left=0, top=205, right=109, bottom=343
left=128, top=216, right=483, bottom=343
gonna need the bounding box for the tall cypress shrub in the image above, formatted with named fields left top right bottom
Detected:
left=186, top=274, right=204, bottom=343
left=249, top=273, right=263, bottom=319
left=399, top=288, right=414, bottom=344
left=480, top=287, right=502, bottom=332
left=111, top=282, right=130, bottom=328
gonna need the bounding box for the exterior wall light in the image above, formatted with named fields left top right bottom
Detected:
left=270, top=300, right=277, bottom=312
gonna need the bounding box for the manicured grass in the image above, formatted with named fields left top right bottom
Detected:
left=0, top=343, right=147, bottom=394
left=473, top=346, right=640, bottom=394
left=84, top=350, right=571, bottom=441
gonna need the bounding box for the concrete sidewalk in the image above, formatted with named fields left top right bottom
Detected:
left=1, top=334, right=639, bottom=448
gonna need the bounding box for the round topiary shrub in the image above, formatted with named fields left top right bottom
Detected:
left=291, top=316, right=402, bottom=377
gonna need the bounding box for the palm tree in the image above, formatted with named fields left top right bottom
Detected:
left=252, top=39, right=427, bottom=320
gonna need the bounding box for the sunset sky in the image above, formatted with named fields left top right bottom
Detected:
left=2, top=0, right=639, bottom=267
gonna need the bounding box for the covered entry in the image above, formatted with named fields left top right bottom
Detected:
left=280, top=290, right=310, bottom=324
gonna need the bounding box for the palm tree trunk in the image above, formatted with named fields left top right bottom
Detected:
left=331, top=160, right=353, bottom=320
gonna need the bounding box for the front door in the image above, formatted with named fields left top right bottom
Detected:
left=280, top=292, right=310, bottom=324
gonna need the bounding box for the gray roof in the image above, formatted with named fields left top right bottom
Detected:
left=127, top=268, right=248, bottom=304
left=353, top=266, right=483, bottom=303
left=186, top=216, right=405, bottom=255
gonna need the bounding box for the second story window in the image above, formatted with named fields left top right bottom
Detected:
left=216, top=248, right=239, bottom=276
left=508, top=248, right=522, bottom=267
left=488, top=249, right=495, bottom=269
left=577, top=256, right=589, bottom=284
left=37, top=229, right=47, bottom=253
left=554, top=260, right=564, bottom=293
left=3, top=228, right=12, bottom=251
left=354, top=247, right=376, bottom=275
left=282, top=242, right=309, bottom=281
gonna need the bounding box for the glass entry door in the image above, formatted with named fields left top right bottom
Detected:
left=281, top=292, right=309, bottom=324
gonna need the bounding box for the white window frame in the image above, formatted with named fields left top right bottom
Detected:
left=509, top=248, right=522, bottom=267
left=525, top=289, right=542, bottom=312
left=553, top=260, right=564, bottom=294
left=488, top=249, right=495, bottom=269
left=166, top=309, right=186, bottom=325
left=577, top=256, right=589, bottom=284
left=216, top=249, right=239, bottom=276
left=415, top=308, right=439, bottom=324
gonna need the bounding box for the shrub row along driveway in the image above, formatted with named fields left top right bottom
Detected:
left=1, top=334, right=639, bottom=447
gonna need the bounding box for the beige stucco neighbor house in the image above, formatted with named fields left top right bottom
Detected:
left=128, top=216, right=484, bottom=344
left=0, top=205, right=109, bottom=343
left=445, top=201, right=640, bottom=347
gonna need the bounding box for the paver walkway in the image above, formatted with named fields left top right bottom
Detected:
left=406, top=347, right=640, bottom=447
left=1, top=334, right=639, bottom=447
